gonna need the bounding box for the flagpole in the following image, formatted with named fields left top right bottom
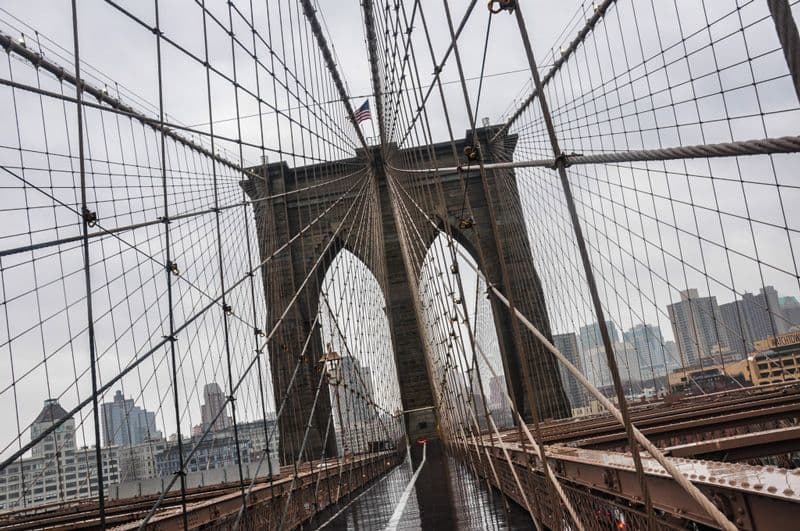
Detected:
left=354, top=99, right=374, bottom=145
left=366, top=98, right=375, bottom=145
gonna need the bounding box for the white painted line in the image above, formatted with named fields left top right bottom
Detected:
left=384, top=442, right=426, bottom=531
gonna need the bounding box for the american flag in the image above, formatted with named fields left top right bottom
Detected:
left=354, top=99, right=371, bottom=123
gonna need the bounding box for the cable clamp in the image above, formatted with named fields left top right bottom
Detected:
left=82, top=207, right=98, bottom=227
left=223, top=303, right=233, bottom=315
left=162, top=334, right=177, bottom=343
left=488, top=0, right=515, bottom=14
left=227, top=395, right=236, bottom=402
left=458, top=217, right=474, bottom=230
left=550, top=152, right=581, bottom=170
left=550, top=153, right=568, bottom=170
left=174, top=469, right=186, bottom=477
left=167, top=261, right=179, bottom=275
left=463, top=145, right=480, bottom=162
left=254, top=327, right=265, bottom=337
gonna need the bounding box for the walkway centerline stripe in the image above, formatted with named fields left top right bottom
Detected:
left=385, top=442, right=427, bottom=531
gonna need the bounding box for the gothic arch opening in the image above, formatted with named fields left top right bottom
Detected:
left=417, top=233, right=513, bottom=431
left=318, top=248, right=405, bottom=455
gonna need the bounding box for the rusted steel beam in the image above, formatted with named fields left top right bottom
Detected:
left=0, top=452, right=400, bottom=530
left=0, top=479, right=247, bottom=530
left=119, top=452, right=399, bottom=530
left=473, top=442, right=800, bottom=530
left=573, top=402, right=800, bottom=450
left=504, top=384, right=800, bottom=446
left=665, top=426, right=800, bottom=461
left=466, top=385, right=800, bottom=528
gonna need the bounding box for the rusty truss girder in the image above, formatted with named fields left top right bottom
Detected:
left=463, top=383, right=800, bottom=529
left=0, top=452, right=401, bottom=530
left=522, top=383, right=800, bottom=451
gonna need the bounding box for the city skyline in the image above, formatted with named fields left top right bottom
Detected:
left=0, top=395, right=281, bottom=511
left=101, top=390, right=162, bottom=447
left=543, top=282, right=800, bottom=395
left=561, top=283, right=799, bottom=358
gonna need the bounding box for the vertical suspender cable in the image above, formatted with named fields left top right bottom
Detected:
left=154, top=2, right=189, bottom=528
left=69, top=1, right=106, bottom=527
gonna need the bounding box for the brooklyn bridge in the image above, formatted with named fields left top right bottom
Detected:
left=1, top=0, right=800, bottom=529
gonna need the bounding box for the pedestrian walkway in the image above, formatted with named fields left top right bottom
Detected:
left=314, top=441, right=531, bottom=530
